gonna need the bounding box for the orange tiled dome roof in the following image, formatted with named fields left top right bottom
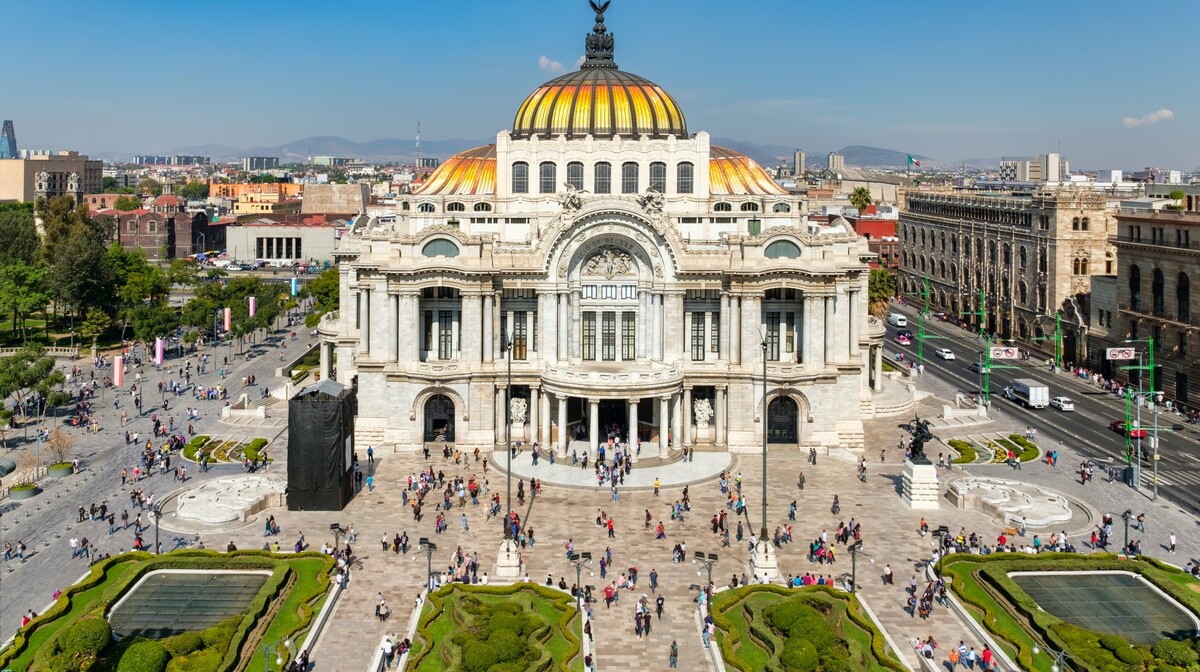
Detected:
left=512, top=68, right=687, bottom=141
left=709, top=146, right=788, bottom=196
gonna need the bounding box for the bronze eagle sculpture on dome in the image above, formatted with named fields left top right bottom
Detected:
left=590, top=0, right=611, bottom=20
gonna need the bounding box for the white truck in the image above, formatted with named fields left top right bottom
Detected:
left=1003, top=378, right=1049, bottom=409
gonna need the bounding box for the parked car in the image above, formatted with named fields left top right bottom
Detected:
left=1049, top=396, right=1075, bottom=412
left=895, top=334, right=911, bottom=346
left=934, top=348, right=955, bottom=360
left=967, top=362, right=990, bottom=375
left=1110, top=419, right=1147, bottom=438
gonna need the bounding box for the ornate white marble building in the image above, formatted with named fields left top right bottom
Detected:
left=317, top=5, right=885, bottom=455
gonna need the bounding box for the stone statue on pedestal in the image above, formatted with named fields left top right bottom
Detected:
left=900, top=414, right=935, bottom=464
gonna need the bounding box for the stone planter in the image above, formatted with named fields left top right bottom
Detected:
left=48, top=463, right=75, bottom=478
left=9, top=485, right=40, bottom=500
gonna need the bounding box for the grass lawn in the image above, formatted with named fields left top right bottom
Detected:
left=408, top=583, right=583, bottom=672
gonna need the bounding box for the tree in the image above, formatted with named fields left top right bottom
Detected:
left=130, top=303, right=178, bottom=344
left=101, top=176, right=119, bottom=191
left=0, top=262, right=51, bottom=341
left=0, top=207, right=41, bottom=266
left=113, top=196, right=143, bottom=211
left=137, top=178, right=162, bottom=196
left=45, top=428, right=75, bottom=467
left=849, top=186, right=872, bottom=214
left=177, top=181, right=210, bottom=200
left=1168, top=190, right=1186, bottom=211
left=166, top=258, right=200, bottom=290
left=36, top=195, right=92, bottom=264
left=300, top=267, right=340, bottom=327
left=867, top=268, right=895, bottom=318
left=0, top=344, right=66, bottom=425
left=80, top=308, right=112, bottom=352
left=49, top=230, right=114, bottom=320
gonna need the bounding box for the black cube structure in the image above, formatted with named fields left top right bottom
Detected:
left=287, top=379, right=355, bottom=511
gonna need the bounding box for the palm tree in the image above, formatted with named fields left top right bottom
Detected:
left=867, top=268, right=895, bottom=318
left=849, top=186, right=872, bottom=214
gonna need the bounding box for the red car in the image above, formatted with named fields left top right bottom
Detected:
left=1109, top=419, right=1147, bottom=438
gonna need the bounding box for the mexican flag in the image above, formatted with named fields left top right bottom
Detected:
left=907, top=155, right=921, bottom=167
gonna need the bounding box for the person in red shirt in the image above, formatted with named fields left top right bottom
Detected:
left=981, top=645, right=993, bottom=670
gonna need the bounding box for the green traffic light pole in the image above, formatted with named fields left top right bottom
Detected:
left=1031, top=310, right=1064, bottom=370
left=959, top=287, right=993, bottom=403
left=1120, top=337, right=1160, bottom=499
left=914, top=276, right=947, bottom=365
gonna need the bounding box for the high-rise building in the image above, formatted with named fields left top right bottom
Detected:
left=0, top=150, right=102, bottom=202
left=793, top=149, right=805, bottom=177
left=134, top=155, right=171, bottom=166
left=242, top=156, right=280, bottom=171
left=0, top=121, right=16, bottom=160
left=998, top=153, right=1065, bottom=184
left=827, top=152, right=844, bottom=173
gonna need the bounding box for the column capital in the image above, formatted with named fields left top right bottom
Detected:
left=628, top=397, right=641, bottom=404
left=659, top=395, right=672, bottom=402
left=588, top=397, right=600, bottom=406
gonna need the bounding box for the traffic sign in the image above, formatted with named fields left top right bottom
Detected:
left=1106, top=347, right=1136, bottom=360
left=989, top=346, right=1018, bottom=360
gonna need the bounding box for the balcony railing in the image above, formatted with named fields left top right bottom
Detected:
left=1119, top=303, right=1200, bottom=328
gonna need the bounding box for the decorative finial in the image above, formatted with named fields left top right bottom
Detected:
left=582, top=0, right=616, bottom=69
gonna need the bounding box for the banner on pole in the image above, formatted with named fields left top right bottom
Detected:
left=154, top=337, right=164, bottom=366
left=290, top=278, right=298, bottom=297
left=113, top=356, right=123, bottom=386
left=1106, top=347, right=1136, bottom=360
left=989, top=346, right=1019, bottom=360
left=223, top=307, right=232, bottom=332
left=248, top=296, right=257, bottom=318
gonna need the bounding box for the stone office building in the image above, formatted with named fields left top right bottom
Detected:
left=317, top=5, right=884, bottom=454
left=897, top=190, right=1114, bottom=364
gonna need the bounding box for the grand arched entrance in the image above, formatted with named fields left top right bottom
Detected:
left=767, top=397, right=799, bottom=444
left=424, top=394, right=455, bottom=442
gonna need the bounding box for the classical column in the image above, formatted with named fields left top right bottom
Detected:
left=557, top=394, right=568, bottom=457
left=495, top=385, right=505, bottom=444
left=482, top=293, right=494, bottom=362
left=671, top=392, right=683, bottom=452
left=741, top=294, right=761, bottom=366
left=714, top=387, right=726, bottom=446
left=719, top=292, right=730, bottom=362
left=730, top=296, right=742, bottom=365
left=402, top=292, right=420, bottom=362
left=540, top=391, right=551, bottom=449
left=319, top=342, right=331, bottom=380
left=848, top=289, right=860, bottom=359
left=664, top=293, right=683, bottom=362
left=539, top=292, right=555, bottom=360
left=557, top=292, right=569, bottom=361
left=386, top=293, right=398, bottom=362
left=658, top=396, right=670, bottom=458
left=589, top=398, right=599, bottom=454
left=637, top=290, right=649, bottom=359
left=873, top=346, right=884, bottom=391
left=683, top=387, right=693, bottom=446
left=628, top=398, right=640, bottom=462
left=530, top=386, right=540, bottom=447
left=461, top=292, right=481, bottom=363
left=806, top=294, right=826, bottom=368
left=571, top=289, right=582, bottom=360
left=824, top=295, right=836, bottom=364
left=357, top=290, right=369, bottom=353
left=650, top=294, right=661, bottom=360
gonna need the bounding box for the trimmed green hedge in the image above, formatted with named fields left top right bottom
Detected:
left=183, top=435, right=210, bottom=461
left=243, top=438, right=269, bottom=462
left=117, top=640, right=170, bottom=672
left=1006, top=434, right=1041, bottom=461
left=949, top=439, right=976, bottom=464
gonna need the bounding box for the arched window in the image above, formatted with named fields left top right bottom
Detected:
left=1179, top=272, right=1191, bottom=322
left=1019, top=281, right=1028, bottom=305
left=1019, top=246, right=1027, bottom=270
left=1073, top=258, right=1089, bottom=275
left=401, top=201, right=410, bottom=211
left=740, top=202, right=760, bottom=212
left=621, top=162, right=639, bottom=194
left=566, top=162, right=584, bottom=190
left=939, top=261, right=946, bottom=278
left=1153, top=267, right=1165, bottom=313
left=1081, top=217, right=1090, bottom=231
left=473, top=202, right=492, bottom=212
left=676, top=162, right=694, bottom=194
left=1129, top=264, right=1141, bottom=310
left=920, top=256, right=927, bottom=273
left=1003, top=243, right=1011, bottom=265
left=539, top=161, right=557, bottom=193
left=939, top=232, right=946, bottom=251
left=714, top=202, right=732, bottom=212
left=950, top=264, right=958, bottom=283
left=446, top=202, right=465, bottom=212
left=649, top=161, right=666, bottom=192
left=1072, top=217, right=1081, bottom=231
left=772, top=203, right=791, bottom=213
left=988, top=241, right=997, bottom=263
left=511, top=162, right=529, bottom=193
left=422, top=239, right=459, bottom=258
left=764, top=240, right=801, bottom=259
left=1106, top=252, right=1115, bottom=275
left=921, top=231, right=926, bottom=247
left=417, top=203, right=436, bottom=213
left=594, top=162, right=611, bottom=194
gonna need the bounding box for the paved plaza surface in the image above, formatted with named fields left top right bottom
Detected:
left=5, top=334, right=1200, bottom=671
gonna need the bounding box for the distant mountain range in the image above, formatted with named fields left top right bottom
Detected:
left=95, top=135, right=934, bottom=170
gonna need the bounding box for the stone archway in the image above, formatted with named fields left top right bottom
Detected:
left=767, top=397, right=799, bottom=444
left=423, top=394, right=455, bottom=442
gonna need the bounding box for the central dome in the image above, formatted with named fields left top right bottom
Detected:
left=510, top=2, right=687, bottom=140
left=512, top=68, right=688, bottom=140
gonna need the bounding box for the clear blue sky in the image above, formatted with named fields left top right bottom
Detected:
left=8, top=0, right=1196, bottom=169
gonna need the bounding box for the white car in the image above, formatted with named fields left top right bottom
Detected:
left=934, top=348, right=955, bottom=360
left=1049, top=396, right=1075, bottom=412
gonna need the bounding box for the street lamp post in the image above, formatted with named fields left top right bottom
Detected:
left=568, top=551, right=592, bottom=604
left=693, top=551, right=719, bottom=588
left=847, top=540, right=863, bottom=593
left=1032, top=643, right=1073, bottom=672
left=1121, top=510, right=1132, bottom=551
left=416, top=538, right=438, bottom=592
left=760, top=340, right=768, bottom=541
left=260, top=637, right=294, bottom=672
left=504, top=339, right=513, bottom=540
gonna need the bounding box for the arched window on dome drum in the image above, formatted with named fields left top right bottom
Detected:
left=765, top=240, right=801, bottom=259
left=649, top=162, right=666, bottom=192
left=539, top=162, right=557, bottom=193
left=677, top=163, right=694, bottom=194
left=622, top=162, right=639, bottom=194
left=740, top=202, right=760, bottom=212
left=473, top=202, right=492, bottom=212
left=422, top=239, right=459, bottom=258
left=566, top=162, right=584, bottom=191
left=772, top=203, right=791, bottom=213
left=446, top=202, right=465, bottom=212
left=511, top=162, right=529, bottom=194
left=594, top=162, right=611, bottom=194
left=401, top=202, right=410, bottom=211
left=714, top=202, right=732, bottom=212
left=417, top=203, right=435, bottom=213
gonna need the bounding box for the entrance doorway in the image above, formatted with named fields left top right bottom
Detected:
left=424, top=394, right=455, bottom=442
left=767, top=396, right=799, bottom=443
left=598, top=399, right=626, bottom=435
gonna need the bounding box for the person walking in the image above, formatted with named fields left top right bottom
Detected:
left=1169, top=532, right=1177, bottom=553
left=669, top=640, right=679, bottom=668
left=654, top=477, right=660, bottom=496
left=461, top=513, right=469, bottom=534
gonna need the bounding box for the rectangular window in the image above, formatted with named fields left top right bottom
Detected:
left=438, top=310, right=453, bottom=359
left=582, top=311, right=596, bottom=361
left=582, top=285, right=597, bottom=299
left=500, top=312, right=507, bottom=354
left=691, top=311, right=706, bottom=361
left=512, top=311, right=528, bottom=361
left=710, top=313, right=719, bottom=354
left=677, top=162, right=694, bottom=194
left=423, top=310, right=433, bottom=352
left=622, top=311, right=636, bottom=360
left=594, top=162, right=611, bottom=194
left=531, top=313, right=538, bottom=354
left=649, top=162, right=666, bottom=192
left=765, top=312, right=781, bottom=361
left=601, top=311, right=617, bottom=361
left=621, top=285, right=636, bottom=300
left=784, top=311, right=795, bottom=353
left=1179, top=331, right=1187, bottom=357
left=622, top=162, right=639, bottom=194
left=567, top=162, right=584, bottom=190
